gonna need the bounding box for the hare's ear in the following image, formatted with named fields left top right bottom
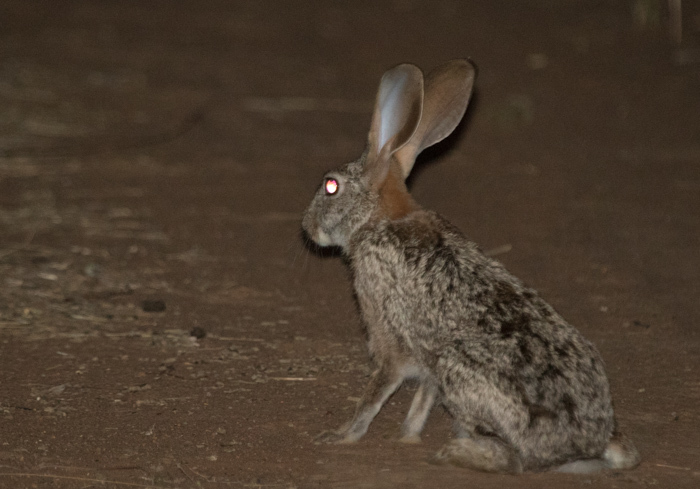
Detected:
left=394, top=59, right=476, bottom=179
left=364, top=63, right=424, bottom=188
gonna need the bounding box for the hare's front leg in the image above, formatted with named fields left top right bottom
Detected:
left=400, top=378, right=438, bottom=443
left=317, top=365, right=404, bottom=444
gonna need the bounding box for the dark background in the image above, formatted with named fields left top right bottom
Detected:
left=1, top=1, right=698, bottom=488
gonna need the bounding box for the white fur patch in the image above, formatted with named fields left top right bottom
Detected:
left=316, top=229, right=332, bottom=246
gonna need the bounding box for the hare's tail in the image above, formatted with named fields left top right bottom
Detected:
left=556, top=432, right=641, bottom=474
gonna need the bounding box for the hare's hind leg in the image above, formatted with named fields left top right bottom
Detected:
left=317, top=365, right=405, bottom=444
left=400, top=378, right=438, bottom=443
left=433, top=436, right=524, bottom=474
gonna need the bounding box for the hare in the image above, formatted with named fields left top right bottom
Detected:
left=301, top=59, right=640, bottom=474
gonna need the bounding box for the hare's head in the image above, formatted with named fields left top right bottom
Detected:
left=302, top=59, right=476, bottom=250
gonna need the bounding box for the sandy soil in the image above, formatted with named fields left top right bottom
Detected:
left=1, top=1, right=699, bottom=488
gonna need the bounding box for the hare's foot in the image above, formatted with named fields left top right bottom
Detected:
left=317, top=365, right=406, bottom=444
left=398, top=434, right=422, bottom=444
left=315, top=429, right=360, bottom=444
left=432, top=436, right=523, bottom=474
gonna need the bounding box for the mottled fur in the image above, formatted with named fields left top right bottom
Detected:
left=302, top=60, right=640, bottom=473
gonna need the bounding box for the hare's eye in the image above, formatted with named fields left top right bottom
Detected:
left=324, top=178, right=339, bottom=195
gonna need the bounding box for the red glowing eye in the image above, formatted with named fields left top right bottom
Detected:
left=324, top=178, right=339, bottom=195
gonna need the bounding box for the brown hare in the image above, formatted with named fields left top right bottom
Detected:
left=302, top=59, right=640, bottom=474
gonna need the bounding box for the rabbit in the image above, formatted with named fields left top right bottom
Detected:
left=301, top=59, right=640, bottom=474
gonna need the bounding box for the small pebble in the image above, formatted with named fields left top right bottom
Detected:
left=190, top=326, right=206, bottom=339
left=84, top=263, right=101, bottom=277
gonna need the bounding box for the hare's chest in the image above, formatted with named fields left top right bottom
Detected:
left=354, top=268, right=430, bottom=354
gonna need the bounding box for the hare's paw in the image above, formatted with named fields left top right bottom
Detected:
left=314, top=429, right=359, bottom=444
left=398, top=434, right=422, bottom=444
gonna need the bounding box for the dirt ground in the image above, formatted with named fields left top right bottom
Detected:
left=1, top=1, right=699, bottom=488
